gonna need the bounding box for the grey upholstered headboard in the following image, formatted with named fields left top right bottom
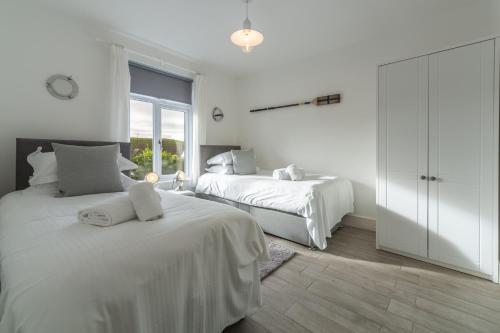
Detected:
left=200, top=145, right=240, bottom=175
left=16, top=138, right=131, bottom=191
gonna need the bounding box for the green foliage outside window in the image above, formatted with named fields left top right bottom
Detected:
left=129, top=137, right=184, bottom=180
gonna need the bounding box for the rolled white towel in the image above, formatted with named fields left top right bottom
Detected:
left=272, top=168, right=291, bottom=180
left=286, top=164, right=305, bottom=181
left=78, top=196, right=136, bottom=227
left=128, top=182, right=163, bottom=221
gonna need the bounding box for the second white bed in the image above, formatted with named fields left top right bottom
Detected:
left=196, top=171, right=354, bottom=249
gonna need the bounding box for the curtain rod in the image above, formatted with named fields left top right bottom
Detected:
left=95, top=38, right=201, bottom=76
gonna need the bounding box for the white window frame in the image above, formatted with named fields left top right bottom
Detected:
left=130, top=93, right=192, bottom=180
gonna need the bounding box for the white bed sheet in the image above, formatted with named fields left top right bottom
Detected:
left=195, top=171, right=354, bottom=249
left=0, top=184, right=268, bottom=333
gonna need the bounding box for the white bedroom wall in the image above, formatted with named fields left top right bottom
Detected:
left=0, top=2, right=239, bottom=197
left=236, top=2, right=500, bottom=220
left=203, top=68, right=240, bottom=145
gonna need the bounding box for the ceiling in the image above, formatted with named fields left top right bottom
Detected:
left=37, top=0, right=476, bottom=76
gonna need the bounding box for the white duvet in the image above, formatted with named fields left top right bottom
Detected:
left=0, top=184, right=268, bottom=333
left=196, top=171, right=354, bottom=249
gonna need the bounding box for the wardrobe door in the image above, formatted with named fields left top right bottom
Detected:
left=428, top=40, right=496, bottom=275
left=377, top=56, right=429, bottom=258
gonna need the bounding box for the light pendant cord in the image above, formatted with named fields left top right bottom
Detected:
left=243, top=0, right=251, bottom=30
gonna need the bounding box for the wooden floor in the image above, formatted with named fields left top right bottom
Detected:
left=224, top=226, right=500, bottom=333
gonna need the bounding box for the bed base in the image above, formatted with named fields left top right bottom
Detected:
left=195, top=193, right=341, bottom=249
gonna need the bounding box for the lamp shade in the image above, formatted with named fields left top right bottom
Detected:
left=231, top=29, right=264, bottom=53
left=144, top=172, right=159, bottom=184
left=175, top=170, right=186, bottom=181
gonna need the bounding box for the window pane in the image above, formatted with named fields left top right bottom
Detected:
left=161, top=108, right=185, bottom=175
left=130, top=99, right=154, bottom=180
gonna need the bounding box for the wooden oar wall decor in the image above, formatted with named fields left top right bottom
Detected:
left=249, top=93, right=341, bottom=113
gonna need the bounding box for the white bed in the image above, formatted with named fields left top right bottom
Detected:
left=0, top=184, right=268, bottom=333
left=195, top=170, right=354, bottom=250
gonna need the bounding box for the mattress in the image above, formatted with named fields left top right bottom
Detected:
left=0, top=184, right=268, bottom=333
left=195, top=171, right=354, bottom=249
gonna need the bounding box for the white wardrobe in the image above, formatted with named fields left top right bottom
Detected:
left=377, top=39, right=500, bottom=282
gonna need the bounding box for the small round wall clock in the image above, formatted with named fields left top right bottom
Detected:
left=46, top=74, right=79, bottom=100
left=212, top=107, right=224, bottom=122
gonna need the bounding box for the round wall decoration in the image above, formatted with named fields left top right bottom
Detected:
left=212, top=107, right=224, bottom=122
left=46, top=74, right=79, bottom=100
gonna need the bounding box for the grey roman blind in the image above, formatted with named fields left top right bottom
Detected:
left=129, top=62, right=193, bottom=104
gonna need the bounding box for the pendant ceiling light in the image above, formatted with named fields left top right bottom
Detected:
left=230, top=0, right=264, bottom=53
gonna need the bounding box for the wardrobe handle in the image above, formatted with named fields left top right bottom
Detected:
left=430, top=176, right=437, bottom=181
left=420, top=175, right=427, bottom=180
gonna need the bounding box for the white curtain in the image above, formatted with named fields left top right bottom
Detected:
left=191, top=74, right=207, bottom=184
left=110, top=45, right=131, bottom=142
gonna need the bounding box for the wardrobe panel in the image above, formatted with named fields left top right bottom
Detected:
left=377, top=57, right=428, bottom=257
left=428, top=40, right=495, bottom=274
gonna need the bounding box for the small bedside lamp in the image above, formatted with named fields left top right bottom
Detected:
left=174, top=170, right=186, bottom=191
left=144, top=172, right=159, bottom=184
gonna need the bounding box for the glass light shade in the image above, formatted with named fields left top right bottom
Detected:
left=175, top=170, right=186, bottom=181
left=144, top=172, right=159, bottom=184
left=231, top=28, right=264, bottom=53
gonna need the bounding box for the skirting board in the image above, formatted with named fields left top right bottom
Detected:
left=378, top=245, right=496, bottom=283
left=342, top=215, right=376, bottom=231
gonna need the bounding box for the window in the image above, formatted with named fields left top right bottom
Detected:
left=128, top=62, right=193, bottom=181
left=129, top=95, right=192, bottom=180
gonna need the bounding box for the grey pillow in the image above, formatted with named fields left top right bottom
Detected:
left=52, top=143, right=124, bottom=196
left=231, top=150, right=257, bottom=175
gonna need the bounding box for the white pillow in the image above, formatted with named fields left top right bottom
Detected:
left=117, top=153, right=138, bottom=171
left=205, top=165, right=234, bottom=175
left=27, top=148, right=58, bottom=186
left=120, top=173, right=138, bottom=190
left=207, top=151, right=233, bottom=165
left=27, top=147, right=138, bottom=186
